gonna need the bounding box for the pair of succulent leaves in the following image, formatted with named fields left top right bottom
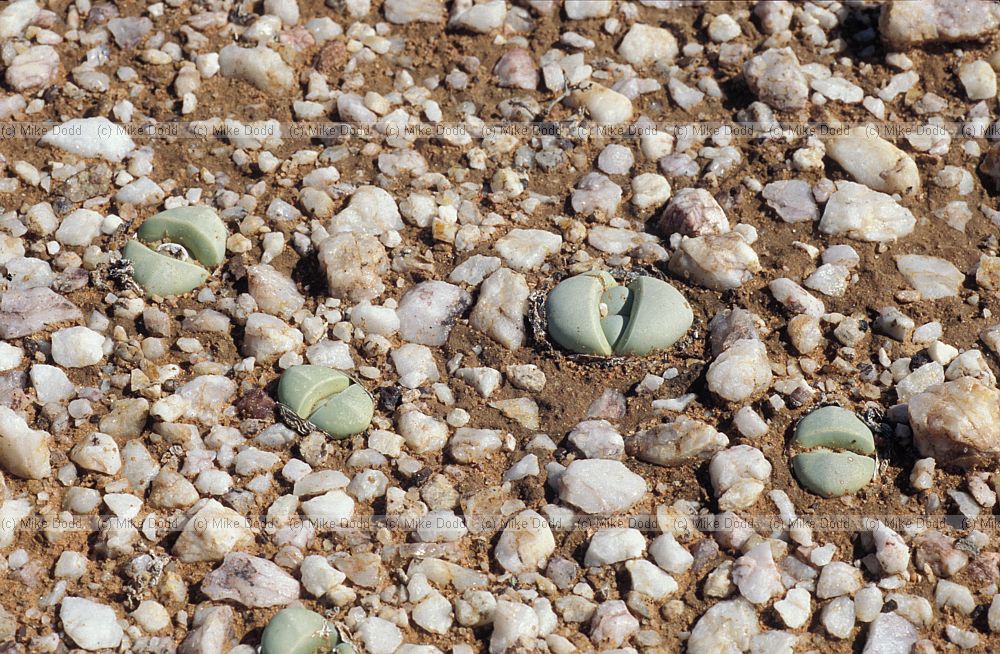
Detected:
left=123, top=206, right=227, bottom=297
left=545, top=271, right=694, bottom=357
left=791, top=406, right=877, bottom=498
left=277, top=365, right=374, bottom=439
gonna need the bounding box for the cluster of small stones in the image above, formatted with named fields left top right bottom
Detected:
left=5, top=0, right=1000, bottom=653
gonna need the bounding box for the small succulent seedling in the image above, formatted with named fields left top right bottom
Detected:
left=790, top=405, right=877, bottom=498
left=260, top=607, right=339, bottom=654
left=277, top=365, right=375, bottom=439
left=122, top=206, right=228, bottom=297
left=544, top=271, right=693, bottom=356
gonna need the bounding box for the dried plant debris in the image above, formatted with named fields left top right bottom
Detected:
left=4, top=0, right=1000, bottom=652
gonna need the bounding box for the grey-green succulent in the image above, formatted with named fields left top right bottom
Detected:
left=790, top=405, right=877, bottom=498
left=277, top=365, right=374, bottom=439
left=260, top=607, right=338, bottom=654
left=545, top=271, right=693, bottom=356
left=123, top=206, right=228, bottom=296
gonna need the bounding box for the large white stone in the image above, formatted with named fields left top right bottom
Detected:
left=495, top=229, right=562, bottom=272
left=495, top=509, right=555, bottom=574
left=172, top=500, right=253, bottom=562
left=328, top=185, right=403, bottom=235
left=688, top=599, right=759, bottom=654
left=706, top=339, right=772, bottom=402
left=568, top=82, right=632, bottom=124
left=60, top=597, right=123, bottom=651
left=469, top=268, right=529, bottom=350
left=241, top=313, right=303, bottom=363
left=584, top=528, right=646, bottom=566
left=55, top=209, right=103, bottom=247
left=219, top=44, right=294, bottom=94
left=617, top=23, right=678, bottom=67
left=397, top=281, right=471, bottom=346
left=895, top=255, right=964, bottom=300
left=819, top=181, right=915, bottom=242
left=41, top=118, right=135, bottom=162
left=490, top=600, right=539, bottom=654
left=0, top=405, right=50, bottom=479
left=669, top=233, right=761, bottom=290
left=709, top=445, right=771, bottom=511
left=733, top=542, right=784, bottom=604
left=51, top=326, right=105, bottom=368
left=558, top=459, right=647, bottom=514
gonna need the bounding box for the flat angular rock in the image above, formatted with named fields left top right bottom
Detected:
left=820, top=182, right=915, bottom=242
left=571, top=172, right=622, bottom=216
left=495, top=509, right=555, bottom=573
left=0, top=405, right=50, bottom=479
left=909, top=377, right=1000, bottom=469
left=173, top=499, right=253, bottom=562
left=495, top=229, right=561, bottom=272
left=733, top=542, right=784, bottom=604
left=247, top=264, right=304, bottom=318
left=398, top=281, right=472, bottom=346
left=825, top=127, right=920, bottom=196
left=617, top=23, right=678, bottom=67
left=60, top=597, right=123, bottom=651
left=41, top=117, right=135, bottom=162
left=658, top=188, right=730, bottom=237
left=51, top=326, right=105, bottom=368
left=469, top=268, right=529, bottom=350
left=880, top=0, right=1000, bottom=49
left=769, top=278, right=826, bottom=317
left=5, top=44, right=58, bottom=91
left=328, top=185, right=403, bottom=235
left=558, top=459, right=647, bottom=514
left=178, top=605, right=235, bottom=654
left=202, top=552, right=301, bottom=607
left=709, top=445, right=771, bottom=511
left=107, top=16, right=153, bottom=49
left=706, top=339, right=772, bottom=402
left=319, top=233, right=389, bottom=302
left=589, top=599, right=639, bottom=647
left=762, top=180, right=819, bottom=223
left=384, top=0, right=445, bottom=23
left=0, top=0, right=39, bottom=39
left=0, top=287, right=82, bottom=338
left=743, top=47, right=808, bottom=111
left=669, top=233, right=761, bottom=290
left=568, top=83, right=632, bottom=125
left=895, top=254, right=964, bottom=299
left=219, top=44, right=294, bottom=94
left=449, top=0, right=506, bottom=33
left=861, top=612, right=918, bottom=654
left=688, top=599, right=759, bottom=654
left=632, top=416, right=729, bottom=466
left=493, top=48, right=537, bottom=90
left=568, top=420, right=624, bottom=459
left=490, top=600, right=539, bottom=654
left=564, top=0, right=610, bottom=19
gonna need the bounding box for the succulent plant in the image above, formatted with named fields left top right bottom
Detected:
left=790, top=406, right=877, bottom=498
left=277, top=365, right=375, bottom=439
left=544, top=271, right=693, bottom=356
left=122, top=206, right=228, bottom=296
left=260, top=607, right=338, bottom=654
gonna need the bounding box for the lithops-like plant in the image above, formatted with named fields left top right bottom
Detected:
left=790, top=405, right=877, bottom=498
left=277, top=365, right=374, bottom=439
left=544, top=271, right=693, bottom=356
left=260, top=607, right=338, bottom=654
left=122, top=206, right=228, bottom=296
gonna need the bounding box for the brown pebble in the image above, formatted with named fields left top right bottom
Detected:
left=234, top=388, right=276, bottom=419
